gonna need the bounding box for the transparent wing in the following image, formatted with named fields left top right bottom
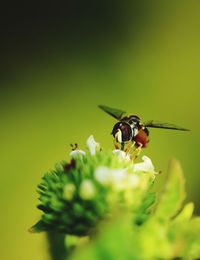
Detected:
left=98, top=105, right=126, bottom=120
left=144, top=120, right=190, bottom=131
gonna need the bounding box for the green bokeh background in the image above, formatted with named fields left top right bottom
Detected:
left=1, top=1, right=200, bottom=259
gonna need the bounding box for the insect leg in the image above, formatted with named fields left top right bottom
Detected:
left=121, top=142, right=125, bottom=151
left=129, top=143, right=142, bottom=161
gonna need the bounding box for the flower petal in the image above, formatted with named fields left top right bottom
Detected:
left=113, top=149, right=130, bottom=161
left=70, top=150, right=86, bottom=159
left=95, top=166, right=110, bottom=185
left=86, top=135, right=100, bottom=155
left=133, top=155, right=158, bottom=174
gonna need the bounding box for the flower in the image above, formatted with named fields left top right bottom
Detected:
left=133, top=156, right=158, bottom=175
left=95, top=166, right=127, bottom=187
left=95, top=166, right=140, bottom=192
left=113, top=149, right=130, bottom=161
left=32, top=135, right=157, bottom=236
left=95, top=166, right=111, bottom=185
left=70, top=150, right=86, bottom=159
left=86, top=135, right=100, bottom=155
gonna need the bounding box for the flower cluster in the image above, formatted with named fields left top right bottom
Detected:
left=31, top=136, right=200, bottom=260
left=31, top=136, right=157, bottom=236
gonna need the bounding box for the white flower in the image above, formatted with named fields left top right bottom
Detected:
left=133, top=156, right=158, bottom=175
left=86, top=135, right=100, bottom=155
left=79, top=180, right=96, bottom=200
left=113, top=149, right=130, bottom=161
left=70, top=150, right=86, bottom=159
left=95, top=166, right=111, bottom=185
left=110, top=169, right=129, bottom=191
left=95, top=166, right=127, bottom=186
left=126, top=174, right=140, bottom=188
left=111, top=169, right=127, bottom=183
left=95, top=166, right=134, bottom=191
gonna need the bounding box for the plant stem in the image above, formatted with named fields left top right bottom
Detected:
left=47, top=231, right=68, bottom=260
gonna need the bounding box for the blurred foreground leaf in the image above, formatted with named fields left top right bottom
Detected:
left=154, top=158, right=186, bottom=221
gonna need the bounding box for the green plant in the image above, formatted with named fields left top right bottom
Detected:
left=30, top=136, right=200, bottom=259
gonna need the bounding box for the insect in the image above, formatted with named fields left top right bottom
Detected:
left=99, top=105, right=189, bottom=154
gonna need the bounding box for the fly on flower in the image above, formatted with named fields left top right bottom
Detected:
left=99, top=105, right=189, bottom=153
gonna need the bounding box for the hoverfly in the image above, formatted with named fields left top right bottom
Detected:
left=99, top=105, right=189, bottom=154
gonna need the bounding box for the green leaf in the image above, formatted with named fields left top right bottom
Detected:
left=174, top=202, right=194, bottom=223
left=168, top=217, right=200, bottom=258
left=29, top=220, right=48, bottom=233
left=186, top=218, right=200, bottom=258
left=154, top=158, right=186, bottom=221
left=134, top=190, right=156, bottom=225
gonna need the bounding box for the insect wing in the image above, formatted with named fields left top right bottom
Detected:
left=144, top=120, right=190, bottom=131
left=98, top=105, right=126, bottom=120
